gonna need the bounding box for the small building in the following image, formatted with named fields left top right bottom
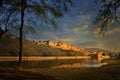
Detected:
left=97, top=51, right=110, bottom=61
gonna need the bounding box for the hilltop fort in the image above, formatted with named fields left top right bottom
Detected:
left=36, top=40, right=85, bottom=52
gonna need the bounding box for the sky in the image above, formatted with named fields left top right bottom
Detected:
left=26, top=0, right=120, bottom=52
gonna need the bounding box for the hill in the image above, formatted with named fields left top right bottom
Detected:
left=86, top=48, right=112, bottom=54
left=0, top=33, right=85, bottom=56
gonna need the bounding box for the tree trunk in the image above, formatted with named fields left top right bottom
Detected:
left=0, top=32, right=5, bottom=41
left=18, top=0, right=26, bottom=67
left=0, top=0, right=3, bottom=7
left=0, top=33, right=3, bottom=40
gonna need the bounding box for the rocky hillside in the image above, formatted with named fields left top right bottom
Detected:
left=0, top=33, right=86, bottom=56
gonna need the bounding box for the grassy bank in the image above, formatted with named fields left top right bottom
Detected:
left=0, top=59, right=120, bottom=80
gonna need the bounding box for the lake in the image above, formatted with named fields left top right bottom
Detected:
left=0, top=58, right=108, bottom=69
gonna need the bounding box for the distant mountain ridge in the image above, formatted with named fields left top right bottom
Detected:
left=86, top=48, right=112, bottom=54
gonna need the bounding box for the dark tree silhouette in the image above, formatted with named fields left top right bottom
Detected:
left=18, top=0, right=26, bottom=67
left=0, top=0, right=19, bottom=40
left=95, top=0, right=120, bottom=34
left=0, top=13, right=18, bottom=40
left=18, top=0, right=73, bottom=66
left=0, top=0, right=73, bottom=67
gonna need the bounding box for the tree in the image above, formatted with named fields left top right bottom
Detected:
left=0, top=0, right=73, bottom=66
left=0, top=11, right=18, bottom=40
left=95, top=0, right=120, bottom=35
left=18, top=0, right=73, bottom=66
left=0, top=0, right=19, bottom=40
left=18, top=0, right=26, bottom=66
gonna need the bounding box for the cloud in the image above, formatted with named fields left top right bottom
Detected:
left=47, top=32, right=80, bottom=44
left=82, top=30, right=89, bottom=35
left=82, top=25, right=88, bottom=30
left=78, top=40, right=99, bottom=48
left=79, top=40, right=119, bottom=52
left=77, top=15, right=91, bottom=25
left=99, top=36, right=120, bottom=51
left=92, top=27, right=101, bottom=37
left=26, top=0, right=120, bottom=52
left=93, top=26, right=120, bottom=37
left=114, top=27, right=120, bottom=32
left=100, top=26, right=120, bottom=36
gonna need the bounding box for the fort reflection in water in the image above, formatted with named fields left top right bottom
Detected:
left=0, top=58, right=108, bottom=69
left=50, top=59, right=108, bottom=69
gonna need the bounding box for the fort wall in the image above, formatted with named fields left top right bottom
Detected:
left=37, top=40, right=85, bottom=52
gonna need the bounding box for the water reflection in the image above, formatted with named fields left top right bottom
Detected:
left=84, top=62, right=108, bottom=68
left=0, top=59, right=108, bottom=69
left=51, top=59, right=108, bottom=69
left=51, top=62, right=86, bottom=69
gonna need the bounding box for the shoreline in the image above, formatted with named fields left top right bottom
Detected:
left=0, top=56, right=91, bottom=61
left=0, top=59, right=120, bottom=80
